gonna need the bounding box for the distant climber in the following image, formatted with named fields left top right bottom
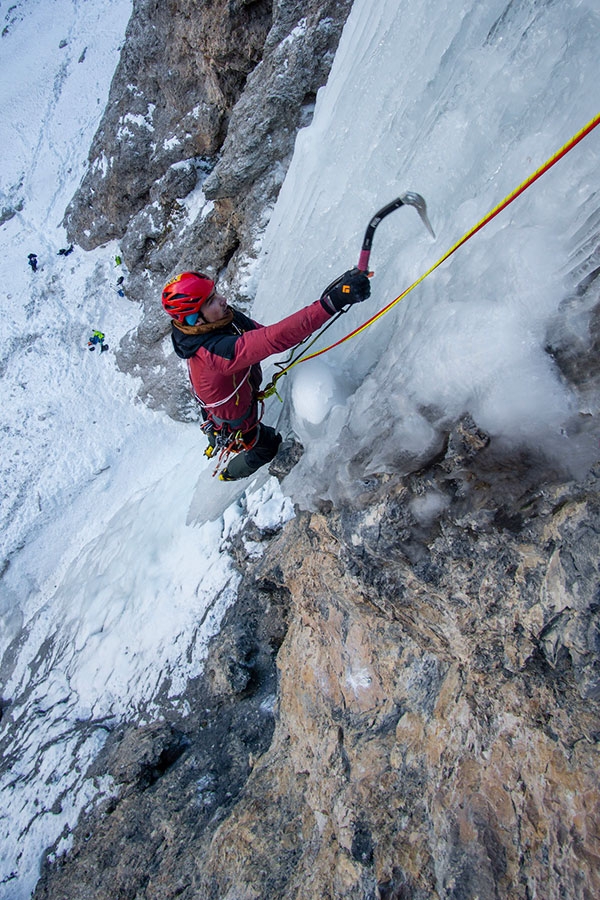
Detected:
left=87, top=330, right=109, bottom=353
left=58, top=244, right=74, bottom=256
left=116, top=276, right=125, bottom=297
left=162, top=269, right=371, bottom=481
left=27, top=253, right=38, bottom=272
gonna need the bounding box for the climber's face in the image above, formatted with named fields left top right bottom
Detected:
left=201, top=288, right=229, bottom=323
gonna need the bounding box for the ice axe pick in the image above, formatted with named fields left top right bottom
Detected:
left=357, top=192, right=435, bottom=273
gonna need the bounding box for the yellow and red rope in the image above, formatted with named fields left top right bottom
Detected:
left=266, top=111, right=600, bottom=392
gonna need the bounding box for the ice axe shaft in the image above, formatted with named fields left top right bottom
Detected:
left=320, top=193, right=435, bottom=300
left=357, top=192, right=435, bottom=272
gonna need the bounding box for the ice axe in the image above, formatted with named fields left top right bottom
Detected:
left=319, top=193, right=435, bottom=301
left=259, top=194, right=435, bottom=400
left=357, top=192, right=435, bottom=273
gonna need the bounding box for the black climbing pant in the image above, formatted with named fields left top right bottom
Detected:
left=225, top=424, right=282, bottom=480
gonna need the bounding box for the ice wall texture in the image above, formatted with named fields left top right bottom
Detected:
left=252, top=0, right=600, bottom=505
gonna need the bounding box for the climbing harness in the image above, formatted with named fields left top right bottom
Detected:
left=261, top=111, right=600, bottom=395
left=188, top=315, right=267, bottom=475
left=199, top=383, right=266, bottom=477
left=204, top=423, right=260, bottom=477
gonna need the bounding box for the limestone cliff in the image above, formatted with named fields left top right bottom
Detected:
left=209, top=441, right=600, bottom=899
left=63, top=0, right=274, bottom=248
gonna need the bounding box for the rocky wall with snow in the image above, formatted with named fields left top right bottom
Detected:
left=63, top=0, right=353, bottom=419
left=197, top=443, right=600, bottom=899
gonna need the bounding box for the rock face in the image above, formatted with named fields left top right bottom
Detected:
left=64, top=0, right=353, bottom=419
left=34, top=535, right=292, bottom=899
left=64, top=0, right=274, bottom=249
left=181, top=431, right=600, bottom=900
left=34, top=421, right=600, bottom=899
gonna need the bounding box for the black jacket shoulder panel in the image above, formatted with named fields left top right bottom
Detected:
left=202, top=332, right=239, bottom=361
left=232, top=309, right=256, bottom=331
left=171, top=325, right=203, bottom=359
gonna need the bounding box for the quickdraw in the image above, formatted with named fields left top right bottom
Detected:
left=202, top=400, right=265, bottom=477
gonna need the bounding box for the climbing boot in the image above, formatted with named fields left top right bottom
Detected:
left=218, top=467, right=239, bottom=482
left=219, top=451, right=255, bottom=482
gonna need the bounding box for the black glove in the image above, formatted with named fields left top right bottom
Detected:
left=320, top=268, right=371, bottom=314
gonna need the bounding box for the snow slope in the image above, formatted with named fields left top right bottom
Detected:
left=1, top=0, right=599, bottom=896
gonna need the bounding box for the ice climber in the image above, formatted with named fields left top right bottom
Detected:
left=162, top=269, right=371, bottom=481
left=87, top=330, right=109, bottom=352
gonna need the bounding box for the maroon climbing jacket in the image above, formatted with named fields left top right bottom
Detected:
left=171, top=299, right=331, bottom=432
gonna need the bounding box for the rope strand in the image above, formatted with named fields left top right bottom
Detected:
left=267, top=111, right=600, bottom=388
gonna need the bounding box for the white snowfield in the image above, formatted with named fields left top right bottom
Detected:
left=1, top=0, right=599, bottom=896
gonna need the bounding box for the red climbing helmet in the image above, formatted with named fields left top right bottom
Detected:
left=161, top=271, right=215, bottom=322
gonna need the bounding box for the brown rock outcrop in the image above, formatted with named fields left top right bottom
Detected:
left=34, top=422, right=600, bottom=899
left=193, top=449, right=600, bottom=899
left=63, top=0, right=274, bottom=249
